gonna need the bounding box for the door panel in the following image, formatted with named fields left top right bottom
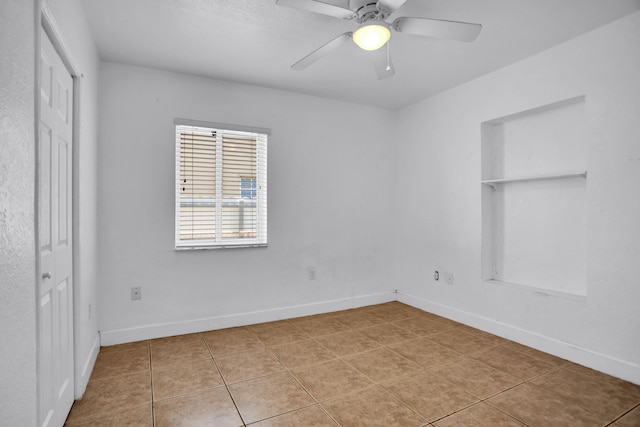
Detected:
left=56, top=278, right=73, bottom=401
left=39, top=293, right=55, bottom=427
left=39, top=30, right=74, bottom=427
left=39, top=125, right=53, bottom=253
left=57, top=140, right=69, bottom=246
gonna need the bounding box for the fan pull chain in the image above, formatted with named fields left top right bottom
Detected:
left=386, top=41, right=391, bottom=72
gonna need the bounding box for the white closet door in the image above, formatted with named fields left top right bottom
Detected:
left=39, top=29, right=74, bottom=427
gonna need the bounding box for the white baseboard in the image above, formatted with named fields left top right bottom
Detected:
left=98, top=289, right=639, bottom=385
left=75, top=333, right=100, bottom=398
left=397, top=291, right=640, bottom=386
left=100, top=291, right=397, bottom=346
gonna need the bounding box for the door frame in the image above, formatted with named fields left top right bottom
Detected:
left=37, top=1, right=83, bottom=409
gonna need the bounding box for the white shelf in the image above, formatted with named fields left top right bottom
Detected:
left=481, top=171, right=587, bottom=187
left=482, top=280, right=587, bottom=301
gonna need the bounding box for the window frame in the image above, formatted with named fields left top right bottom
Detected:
left=174, top=118, right=269, bottom=250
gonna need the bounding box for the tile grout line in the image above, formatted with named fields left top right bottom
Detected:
left=202, top=333, right=249, bottom=427
left=481, top=399, right=532, bottom=426
left=147, top=341, right=155, bottom=427
left=603, top=401, right=640, bottom=426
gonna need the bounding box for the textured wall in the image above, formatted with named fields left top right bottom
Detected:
left=0, top=0, right=38, bottom=425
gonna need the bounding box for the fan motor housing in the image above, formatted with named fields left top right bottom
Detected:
left=349, top=0, right=391, bottom=23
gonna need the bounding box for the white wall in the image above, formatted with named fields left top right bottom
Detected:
left=394, top=11, right=640, bottom=383
left=97, top=63, right=397, bottom=341
left=0, top=0, right=37, bottom=425
left=41, top=0, right=101, bottom=397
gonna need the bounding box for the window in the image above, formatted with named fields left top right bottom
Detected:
left=240, top=177, right=257, bottom=200
left=175, top=120, right=268, bottom=249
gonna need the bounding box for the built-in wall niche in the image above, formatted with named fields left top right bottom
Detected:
left=481, top=96, right=588, bottom=297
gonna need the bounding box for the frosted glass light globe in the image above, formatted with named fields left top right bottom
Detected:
left=352, top=23, right=391, bottom=51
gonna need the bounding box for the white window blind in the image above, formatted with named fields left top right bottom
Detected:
left=175, top=121, right=268, bottom=249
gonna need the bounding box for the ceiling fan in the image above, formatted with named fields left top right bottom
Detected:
left=276, top=0, right=482, bottom=79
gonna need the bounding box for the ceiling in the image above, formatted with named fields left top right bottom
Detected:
left=81, top=0, right=640, bottom=110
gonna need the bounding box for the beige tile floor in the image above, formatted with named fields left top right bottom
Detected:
left=65, top=302, right=640, bottom=426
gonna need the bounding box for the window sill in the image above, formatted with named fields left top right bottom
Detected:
left=175, top=243, right=268, bottom=251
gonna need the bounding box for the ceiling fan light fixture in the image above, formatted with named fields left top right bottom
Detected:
left=352, top=23, right=391, bottom=51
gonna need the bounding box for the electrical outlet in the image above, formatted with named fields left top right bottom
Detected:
left=447, top=273, right=454, bottom=285
left=434, top=271, right=439, bottom=281
left=131, top=286, right=142, bottom=300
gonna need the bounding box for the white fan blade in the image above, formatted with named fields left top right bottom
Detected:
left=393, top=17, right=482, bottom=42
left=377, top=0, right=408, bottom=13
left=291, top=32, right=353, bottom=70
left=371, top=44, right=395, bottom=80
left=276, top=0, right=355, bottom=19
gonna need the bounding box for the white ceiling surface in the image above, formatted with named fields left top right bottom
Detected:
left=81, top=0, right=640, bottom=110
